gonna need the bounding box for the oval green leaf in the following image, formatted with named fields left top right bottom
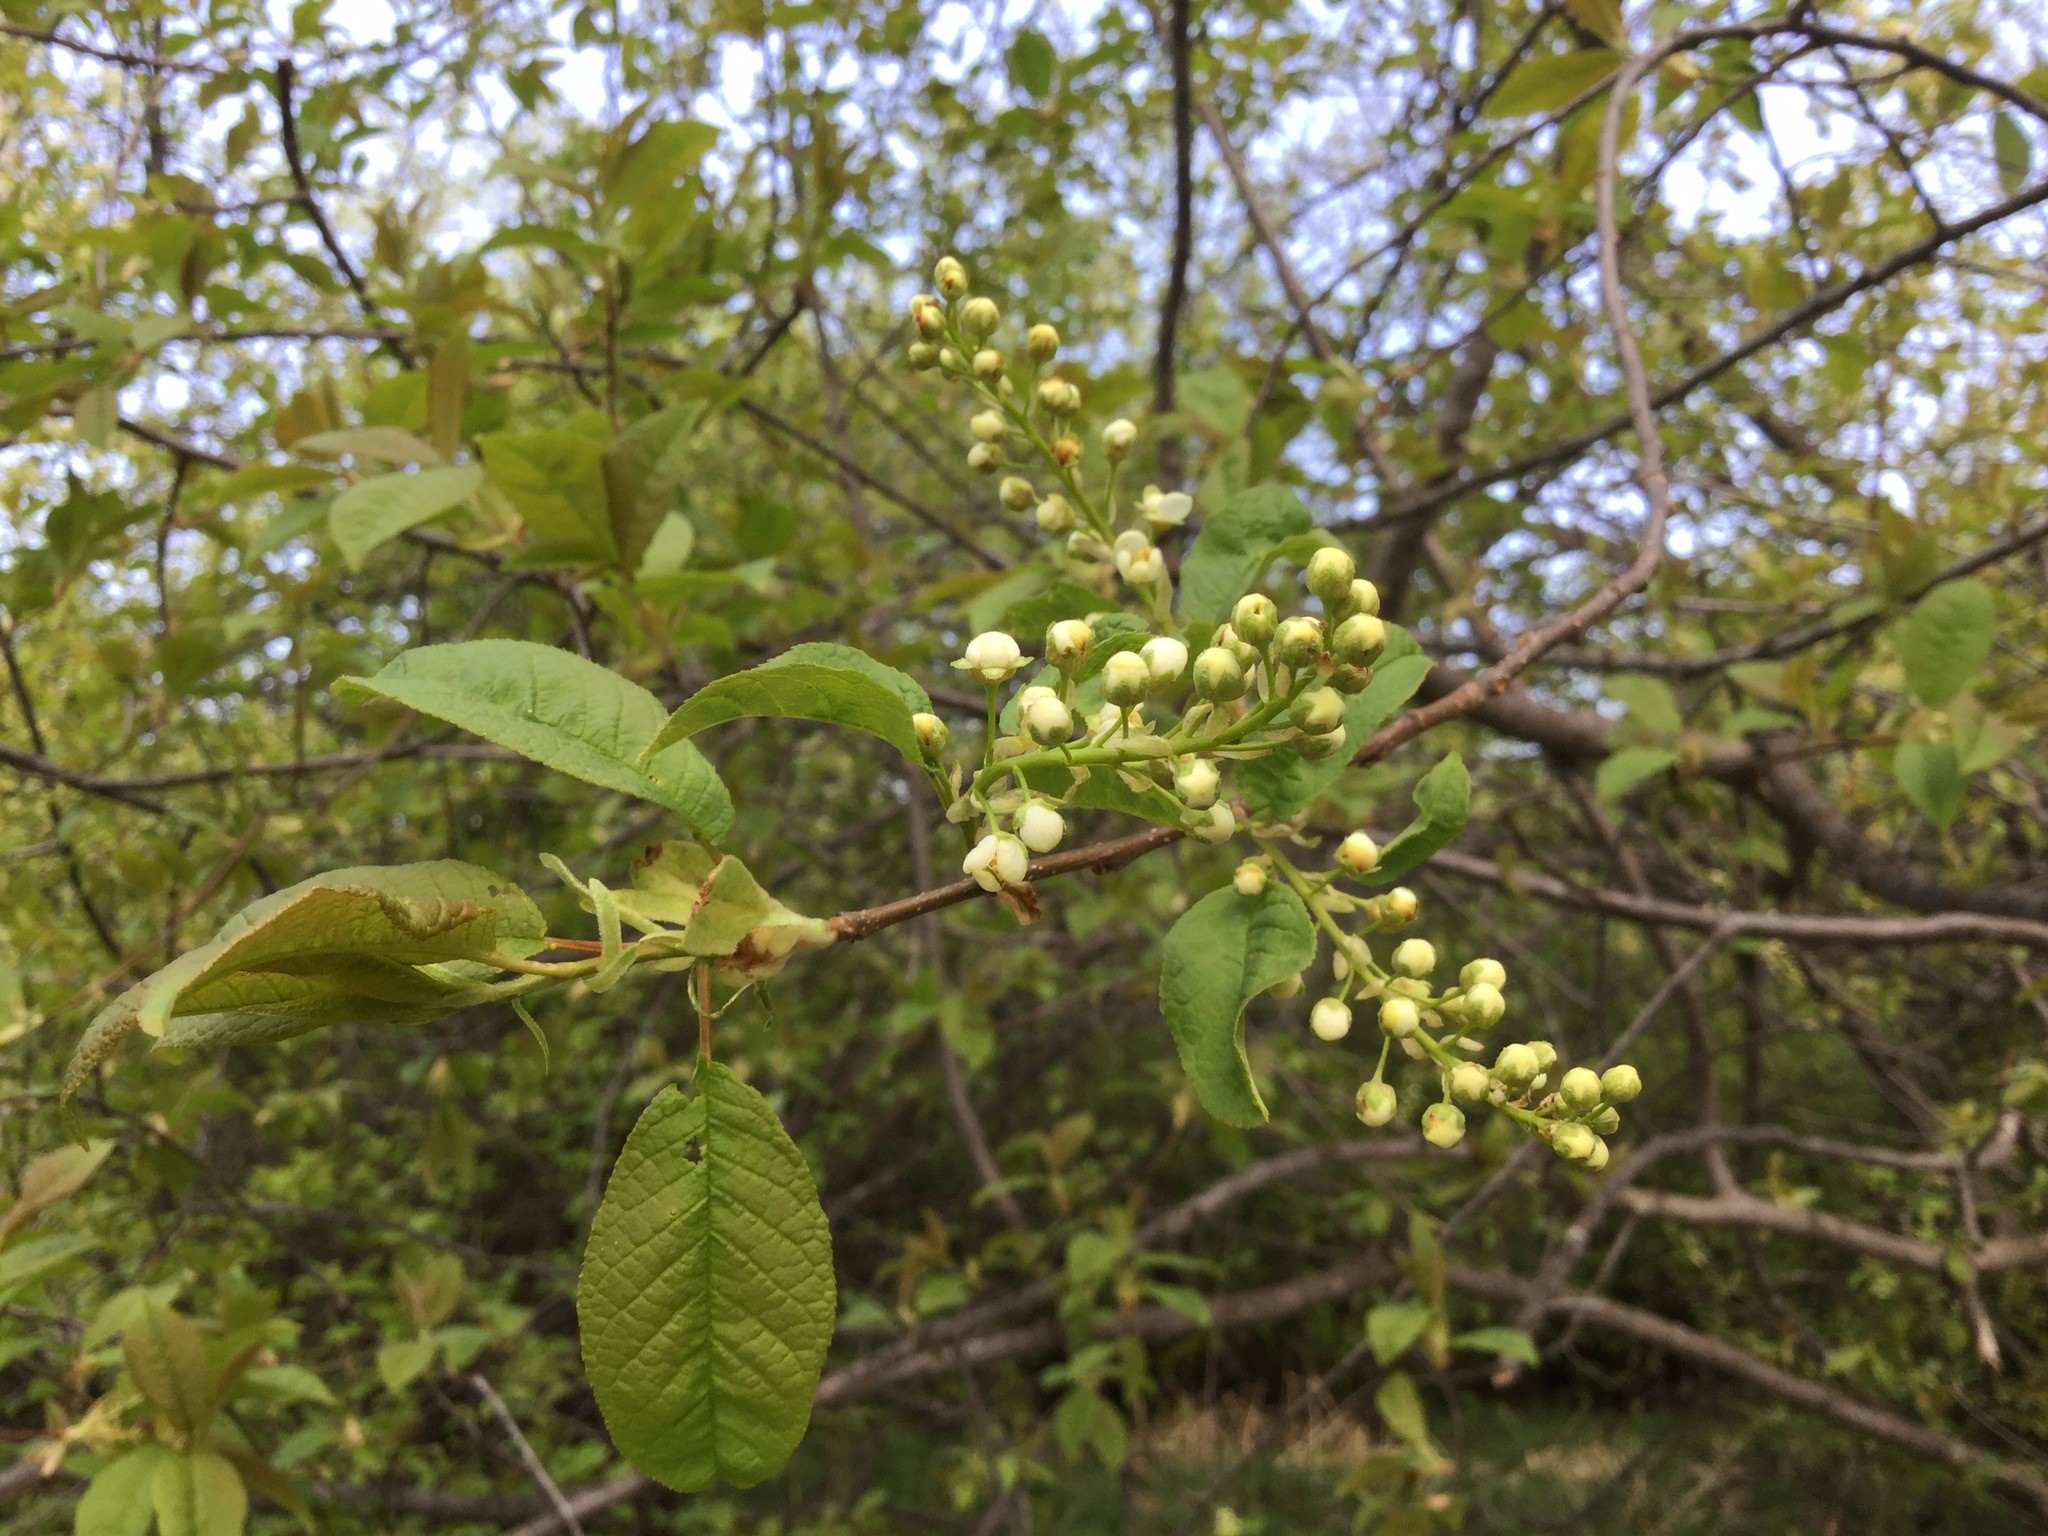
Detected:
left=642, top=642, right=931, bottom=767
left=329, top=464, right=482, bottom=570
left=1370, top=752, right=1471, bottom=883
left=151, top=1451, right=245, bottom=1536
left=1175, top=485, right=1313, bottom=625
left=1900, top=578, right=1995, bottom=707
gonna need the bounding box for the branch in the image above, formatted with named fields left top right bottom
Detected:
left=1150, top=0, right=1195, bottom=487
left=0, top=20, right=213, bottom=73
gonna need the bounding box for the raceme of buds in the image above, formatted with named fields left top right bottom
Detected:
left=1231, top=592, right=1278, bottom=649
left=1601, top=1064, right=1643, bottom=1103
left=1305, top=545, right=1356, bottom=605
left=1192, top=647, right=1248, bottom=701
left=1332, top=613, right=1386, bottom=667
left=1421, top=1102, right=1466, bottom=1148
left=934, top=255, right=969, bottom=298
left=999, top=476, right=1036, bottom=511
left=1558, top=1067, right=1604, bottom=1115
left=1379, top=997, right=1421, bottom=1037
left=959, top=630, right=1025, bottom=682
left=1026, top=323, right=1059, bottom=361
left=907, top=342, right=940, bottom=370
left=1141, top=636, right=1189, bottom=690
left=1233, top=860, right=1267, bottom=897
left=1017, top=801, right=1065, bottom=853
left=1035, top=494, right=1077, bottom=534
left=912, top=712, right=950, bottom=754
left=1102, top=418, right=1137, bottom=460
left=1494, top=1042, right=1539, bottom=1084
left=1273, top=616, right=1324, bottom=668
left=1461, top=957, right=1507, bottom=990
left=1018, top=686, right=1073, bottom=746
left=1391, top=938, right=1437, bottom=978
left=963, top=831, right=1028, bottom=891
left=1102, top=651, right=1150, bottom=707
left=1310, top=998, right=1353, bottom=1042
left=972, top=348, right=1004, bottom=380
left=1189, top=803, right=1236, bottom=843
left=1449, top=1062, right=1490, bottom=1102
left=1046, top=618, right=1092, bottom=670
left=1336, top=831, right=1380, bottom=876
left=1289, top=686, right=1345, bottom=735
left=961, top=296, right=1001, bottom=337
left=967, top=443, right=1004, bottom=475
left=1175, top=756, right=1221, bottom=808
left=1356, top=1079, right=1397, bottom=1126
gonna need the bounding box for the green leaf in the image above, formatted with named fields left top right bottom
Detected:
left=613, top=844, right=834, bottom=979
left=76, top=1444, right=166, bottom=1536
left=1451, top=1326, right=1539, bottom=1366
left=479, top=430, right=616, bottom=565
left=1485, top=48, right=1621, bottom=118
left=376, top=1337, right=438, bottom=1393
left=1893, top=738, right=1965, bottom=831
left=580, top=1066, right=836, bottom=1493
left=1605, top=673, right=1681, bottom=738
left=1407, top=1210, right=1446, bottom=1309
left=1006, top=27, right=1056, bottom=97
left=1373, top=1370, right=1436, bottom=1454
left=1366, top=1300, right=1432, bottom=1365
left=1370, top=753, right=1471, bottom=883
left=1, top=1138, right=113, bottom=1243
left=124, top=1296, right=216, bottom=1433
left=1948, top=696, right=2021, bottom=775
left=604, top=119, right=718, bottom=216
left=1176, top=485, right=1314, bottom=624
left=1900, top=579, right=1995, bottom=707
left=1177, top=366, right=1252, bottom=441
left=1052, top=1387, right=1127, bottom=1469
left=637, top=512, right=697, bottom=579
left=642, top=642, right=932, bottom=768
left=0, top=1233, right=96, bottom=1303
left=337, top=640, right=733, bottom=839
left=1994, top=108, right=2032, bottom=198
left=151, top=1451, right=246, bottom=1536
left=1236, top=645, right=1432, bottom=819
left=1158, top=884, right=1317, bottom=1127
left=294, top=427, right=443, bottom=465
left=604, top=403, right=708, bottom=574
left=1594, top=745, right=1678, bottom=802
left=328, top=464, right=481, bottom=570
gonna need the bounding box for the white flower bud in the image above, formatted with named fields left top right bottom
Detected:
left=1600, top=1064, right=1643, bottom=1104
left=1460, top=958, right=1507, bottom=990
left=1332, top=613, right=1385, bottom=667
left=1305, top=545, right=1356, bottom=604
left=1026, top=323, right=1059, bottom=361
left=1273, top=616, right=1323, bottom=668
left=1391, top=938, right=1436, bottom=978
left=1558, top=1067, right=1603, bottom=1115
left=1189, top=802, right=1236, bottom=843
left=1336, top=831, right=1380, bottom=876
left=1231, top=593, right=1278, bottom=648
left=1583, top=1136, right=1611, bottom=1172
left=1045, top=618, right=1092, bottom=669
left=1350, top=578, right=1381, bottom=616
left=969, top=410, right=1006, bottom=443
left=1213, top=623, right=1259, bottom=667
left=1460, top=981, right=1506, bottom=1026
left=1449, top=1062, right=1490, bottom=1102
left=961, top=296, right=1001, bottom=337
left=1297, top=727, right=1345, bottom=761
left=1143, top=490, right=1193, bottom=532
left=1233, top=860, right=1267, bottom=897
left=1102, top=650, right=1150, bottom=707
left=1140, top=636, right=1189, bottom=690
left=995, top=475, right=1034, bottom=512
left=1310, top=998, right=1353, bottom=1042
left=1493, top=1042, right=1539, bottom=1084
left=1192, top=647, right=1248, bottom=701
left=966, top=442, right=1004, bottom=475
left=1421, top=1102, right=1466, bottom=1149
left=1175, top=757, right=1221, bottom=809
left=1289, top=686, right=1345, bottom=735
left=1356, top=1079, right=1397, bottom=1126
left=959, top=630, right=1024, bottom=682
left=1018, top=687, right=1073, bottom=746
left=1101, top=418, right=1138, bottom=460
left=972, top=348, right=1004, bottom=380
left=910, top=293, right=946, bottom=338
left=934, top=255, right=969, bottom=298
left=1017, top=801, right=1065, bottom=853
left=962, top=832, right=1027, bottom=891
left=1268, top=970, right=1304, bottom=999
left=1551, top=1122, right=1597, bottom=1162
left=1034, top=494, right=1077, bottom=534
left=1588, top=1104, right=1621, bottom=1134
left=907, top=341, right=941, bottom=370
left=912, top=712, right=950, bottom=754
left=1378, top=997, right=1421, bottom=1038
left=1381, top=887, right=1419, bottom=926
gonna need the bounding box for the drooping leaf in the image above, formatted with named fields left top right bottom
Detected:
left=1370, top=753, right=1471, bottom=882
left=580, top=1065, right=836, bottom=1492
left=1373, top=1370, right=1439, bottom=1459
left=1451, top=1326, right=1539, bottom=1366
left=603, top=402, right=708, bottom=574
left=75, top=1444, right=165, bottom=1536
left=328, top=464, right=481, bottom=569
left=1899, top=579, right=1995, bottom=707
left=1594, top=745, right=1678, bottom=802
left=1236, top=643, right=1432, bottom=819
left=294, top=426, right=442, bottom=465
left=124, top=1295, right=216, bottom=1433
left=1176, top=485, right=1314, bottom=624
left=337, top=640, right=733, bottom=839
left=612, top=845, right=835, bottom=980
left=1893, top=738, right=1965, bottom=831
left=151, top=1450, right=246, bottom=1536
left=0, top=1139, right=113, bottom=1244
left=643, top=642, right=932, bottom=767
left=1158, top=884, right=1317, bottom=1127
left=426, top=334, right=470, bottom=460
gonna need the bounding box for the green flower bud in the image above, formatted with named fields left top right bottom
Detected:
left=1296, top=727, right=1346, bottom=761
left=1460, top=981, right=1505, bottom=1026
left=1290, top=686, right=1346, bottom=735
left=1421, top=1101, right=1466, bottom=1149
left=1101, top=418, right=1138, bottom=461
left=961, top=296, right=1001, bottom=337
left=1356, top=1079, right=1398, bottom=1127
left=1583, top=1136, right=1611, bottom=1172
left=907, top=341, right=941, bottom=370
left=1460, top=958, right=1506, bottom=990
left=1141, top=636, right=1189, bottom=690
left=1026, top=323, right=1059, bottom=361
left=1336, top=831, right=1380, bottom=876
left=1388, top=975, right=1431, bottom=1001
left=999, top=475, right=1036, bottom=511
left=1230, top=592, right=1278, bottom=648
left=1175, top=756, right=1221, bottom=809
left=1379, top=997, right=1421, bottom=1038
left=1213, top=623, right=1259, bottom=668
left=1588, top=1104, right=1620, bottom=1134
left=910, top=293, right=946, bottom=337
left=1381, top=886, right=1419, bottom=927
left=1273, top=616, right=1324, bottom=668
left=1350, top=578, right=1381, bottom=616
left=1449, top=1062, right=1490, bottom=1102
left=1192, top=646, right=1249, bottom=702
left=1268, top=971, right=1303, bottom=999
left=1327, top=663, right=1374, bottom=694
left=970, top=410, right=1007, bottom=442
left=1045, top=618, right=1092, bottom=670
left=967, top=442, right=1004, bottom=475
left=972, top=348, right=1004, bottom=380
left=1391, top=938, right=1437, bottom=978
left=1493, top=1042, right=1539, bottom=1084
left=1233, top=860, right=1267, bottom=897
left=1600, top=1064, right=1643, bottom=1104
left=1102, top=651, right=1150, bottom=707
left=1559, top=1067, right=1603, bottom=1115
left=934, top=255, right=969, bottom=298
left=1017, top=686, right=1073, bottom=746
left=1552, top=1122, right=1597, bottom=1162
left=1305, top=545, right=1357, bottom=604
left=1310, top=998, right=1353, bottom=1042
left=1188, top=802, right=1236, bottom=844
left=912, top=712, right=950, bottom=754
left=939, top=346, right=964, bottom=370
left=1332, top=613, right=1386, bottom=668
